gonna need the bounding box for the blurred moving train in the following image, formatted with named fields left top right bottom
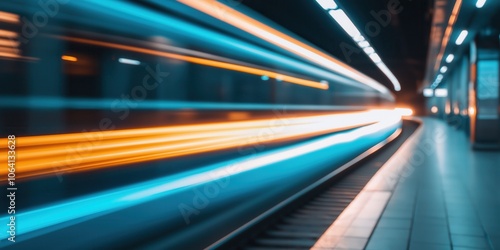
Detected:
left=0, top=1, right=402, bottom=249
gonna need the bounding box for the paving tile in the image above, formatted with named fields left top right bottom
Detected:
left=411, top=226, right=450, bottom=245
left=409, top=242, right=451, bottom=250
left=451, top=235, right=491, bottom=249
left=334, top=236, right=367, bottom=250
left=488, top=234, right=500, bottom=250
left=381, top=209, right=413, bottom=219
left=376, top=218, right=412, bottom=229
left=365, top=238, right=407, bottom=250
left=453, top=247, right=489, bottom=250
left=349, top=219, right=377, bottom=228
left=343, top=227, right=373, bottom=238
left=449, top=225, right=485, bottom=237
left=370, top=228, right=410, bottom=241
left=335, top=119, right=500, bottom=250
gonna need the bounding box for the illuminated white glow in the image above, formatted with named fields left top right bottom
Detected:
left=118, top=58, right=141, bottom=65
left=353, top=35, right=365, bottom=42
left=312, top=2, right=401, bottom=91
left=358, top=41, right=370, bottom=48
left=445, top=54, right=455, bottom=63
left=1, top=108, right=402, bottom=238
left=476, top=0, right=487, bottom=8
left=423, top=88, right=434, bottom=97
left=315, top=0, right=338, bottom=10
left=435, top=89, right=448, bottom=97
left=329, top=10, right=361, bottom=39
left=364, top=47, right=375, bottom=54
left=431, top=106, right=438, bottom=113
left=376, top=62, right=401, bottom=91
left=369, top=53, right=382, bottom=63
left=437, top=74, right=443, bottom=80
left=455, top=30, right=468, bottom=45
left=395, top=108, right=413, bottom=116
left=440, top=66, right=448, bottom=73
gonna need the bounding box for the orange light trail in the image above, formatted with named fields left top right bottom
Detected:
left=0, top=38, right=19, bottom=48
left=0, top=110, right=402, bottom=180
left=0, top=11, right=19, bottom=24
left=59, top=36, right=328, bottom=90
left=0, top=29, right=17, bottom=38
left=61, top=55, right=78, bottom=62
left=178, top=0, right=387, bottom=93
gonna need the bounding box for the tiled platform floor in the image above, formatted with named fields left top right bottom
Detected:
left=365, top=118, right=500, bottom=250
left=313, top=118, right=500, bottom=250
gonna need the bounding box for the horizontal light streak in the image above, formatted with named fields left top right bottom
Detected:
left=118, top=57, right=141, bottom=65
left=61, top=55, right=78, bottom=62
left=60, top=36, right=328, bottom=90
left=0, top=51, right=20, bottom=58
left=0, top=46, right=18, bottom=54
left=178, top=0, right=388, bottom=93
left=0, top=11, right=19, bottom=24
left=0, top=110, right=403, bottom=180
left=0, top=117, right=401, bottom=239
left=0, top=38, right=19, bottom=47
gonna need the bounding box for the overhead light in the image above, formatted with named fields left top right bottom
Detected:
left=440, top=66, right=448, bottom=73
left=353, top=35, right=365, bottom=42
left=423, top=88, right=434, bottom=97
left=118, top=57, right=141, bottom=65
left=261, top=75, right=269, bottom=81
left=329, top=10, right=361, bottom=39
left=323, top=8, right=401, bottom=91
left=436, top=74, right=443, bottom=79
left=363, top=47, right=375, bottom=54
left=358, top=41, right=370, bottom=48
left=455, top=30, right=468, bottom=45
left=445, top=54, right=455, bottom=63
left=435, top=89, right=448, bottom=97
left=476, top=0, right=487, bottom=8
left=376, top=62, right=401, bottom=91
left=315, top=0, right=338, bottom=10
left=62, top=55, right=78, bottom=62
left=369, top=53, right=382, bottom=63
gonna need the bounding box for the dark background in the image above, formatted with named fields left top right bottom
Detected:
left=243, top=0, right=434, bottom=112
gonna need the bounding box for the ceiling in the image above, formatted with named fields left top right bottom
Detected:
left=242, top=0, right=434, bottom=103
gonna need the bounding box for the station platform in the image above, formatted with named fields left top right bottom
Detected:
left=312, top=118, right=500, bottom=250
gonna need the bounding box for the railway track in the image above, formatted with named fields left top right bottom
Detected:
left=213, top=120, right=420, bottom=250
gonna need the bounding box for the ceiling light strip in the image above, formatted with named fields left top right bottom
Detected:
left=323, top=2, right=401, bottom=91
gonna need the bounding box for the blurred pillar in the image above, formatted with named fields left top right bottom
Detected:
left=26, top=30, right=65, bottom=134
left=469, top=30, right=500, bottom=149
